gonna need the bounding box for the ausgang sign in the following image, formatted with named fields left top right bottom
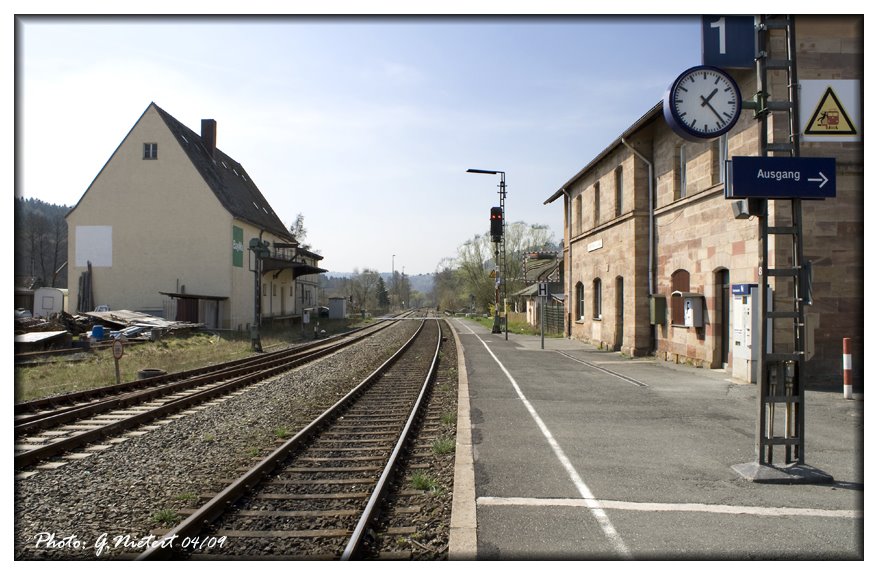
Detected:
left=725, top=156, right=836, bottom=199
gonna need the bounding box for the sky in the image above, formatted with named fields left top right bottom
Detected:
left=14, top=12, right=711, bottom=276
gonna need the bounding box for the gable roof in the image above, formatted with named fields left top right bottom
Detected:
left=151, top=103, right=295, bottom=242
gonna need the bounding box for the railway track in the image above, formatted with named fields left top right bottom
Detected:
left=14, top=316, right=410, bottom=470
left=137, top=317, right=442, bottom=560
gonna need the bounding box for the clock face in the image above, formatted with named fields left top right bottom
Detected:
left=663, top=65, right=742, bottom=141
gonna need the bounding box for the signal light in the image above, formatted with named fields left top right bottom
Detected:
left=490, top=207, right=503, bottom=242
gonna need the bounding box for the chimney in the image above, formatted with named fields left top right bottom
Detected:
left=201, top=119, right=217, bottom=157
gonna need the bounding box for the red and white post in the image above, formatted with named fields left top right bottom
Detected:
left=843, top=337, right=853, bottom=399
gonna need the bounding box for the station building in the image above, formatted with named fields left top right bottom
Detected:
left=544, top=16, right=862, bottom=385
left=66, top=102, right=325, bottom=330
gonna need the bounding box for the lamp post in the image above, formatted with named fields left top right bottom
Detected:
left=467, top=168, right=507, bottom=340
left=392, top=254, right=396, bottom=312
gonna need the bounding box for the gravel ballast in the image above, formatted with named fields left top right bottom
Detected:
left=15, top=320, right=423, bottom=560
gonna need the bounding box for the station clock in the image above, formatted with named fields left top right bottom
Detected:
left=663, top=65, right=742, bottom=141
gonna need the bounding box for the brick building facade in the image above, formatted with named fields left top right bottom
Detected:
left=545, top=16, right=862, bottom=385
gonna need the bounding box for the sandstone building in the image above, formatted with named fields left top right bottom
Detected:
left=544, top=16, right=862, bottom=385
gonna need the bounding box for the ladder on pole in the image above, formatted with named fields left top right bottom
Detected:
left=755, top=15, right=807, bottom=466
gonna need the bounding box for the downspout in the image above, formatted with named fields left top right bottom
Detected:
left=561, top=187, right=573, bottom=338
left=621, top=138, right=656, bottom=351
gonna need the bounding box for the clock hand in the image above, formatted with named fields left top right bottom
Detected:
left=700, top=88, right=719, bottom=105
left=703, top=100, right=726, bottom=123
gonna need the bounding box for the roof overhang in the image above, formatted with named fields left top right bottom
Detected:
left=262, top=259, right=328, bottom=278
left=160, top=292, right=228, bottom=301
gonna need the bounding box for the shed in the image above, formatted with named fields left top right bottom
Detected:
left=328, top=297, right=348, bottom=319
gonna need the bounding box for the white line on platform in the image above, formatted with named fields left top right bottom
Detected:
left=454, top=319, right=632, bottom=558
left=478, top=496, right=862, bottom=519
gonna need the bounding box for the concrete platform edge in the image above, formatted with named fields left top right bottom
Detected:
left=447, top=320, right=477, bottom=560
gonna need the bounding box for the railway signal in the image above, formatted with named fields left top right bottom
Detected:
left=490, top=207, right=503, bottom=243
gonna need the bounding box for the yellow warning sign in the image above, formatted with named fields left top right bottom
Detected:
left=804, top=86, right=857, bottom=136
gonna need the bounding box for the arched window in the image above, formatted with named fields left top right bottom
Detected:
left=671, top=269, right=691, bottom=325
left=593, top=278, right=602, bottom=320
left=575, top=282, right=585, bottom=321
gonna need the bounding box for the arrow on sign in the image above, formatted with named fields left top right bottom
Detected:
left=807, top=172, right=829, bottom=188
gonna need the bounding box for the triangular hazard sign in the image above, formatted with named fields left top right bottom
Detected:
left=804, top=86, right=857, bottom=135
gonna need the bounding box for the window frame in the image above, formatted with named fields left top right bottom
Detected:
left=143, top=142, right=158, bottom=160
left=575, top=282, right=585, bottom=321
left=593, top=278, right=602, bottom=320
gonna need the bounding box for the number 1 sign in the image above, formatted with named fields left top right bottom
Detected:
left=702, top=16, right=756, bottom=69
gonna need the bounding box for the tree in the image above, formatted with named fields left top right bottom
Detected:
left=433, top=258, right=465, bottom=312
left=436, top=222, right=556, bottom=315
left=15, top=198, right=69, bottom=288
left=289, top=213, right=310, bottom=250
left=350, top=268, right=381, bottom=312
left=456, top=234, right=495, bottom=313
left=376, top=275, right=390, bottom=311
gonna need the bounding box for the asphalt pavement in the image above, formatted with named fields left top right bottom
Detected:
left=447, top=318, right=864, bottom=560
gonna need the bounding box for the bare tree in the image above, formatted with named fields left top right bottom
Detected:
left=456, top=234, right=495, bottom=313
left=289, top=213, right=310, bottom=251
left=350, top=268, right=380, bottom=312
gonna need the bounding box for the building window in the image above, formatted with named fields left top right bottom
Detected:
left=671, top=269, right=691, bottom=325
left=675, top=144, right=687, bottom=200
left=272, top=284, right=277, bottom=297
left=593, top=278, right=602, bottom=320
left=575, top=282, right=585, bottom=321
left=143, top=143, right=158, bottom=160
left=593, top=182, right=601, bottom=227
left=615, top=166, right=623, bottom=217
left=263, top=283, right=268, bottom=297
left=574, top=195, right=582, bottom=236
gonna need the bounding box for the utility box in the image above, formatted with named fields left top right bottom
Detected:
left=671, top=291, right=704, bottom=327
left=731, top=284, right=773, bottom=383
left=649, top=295, right=666, bottom=325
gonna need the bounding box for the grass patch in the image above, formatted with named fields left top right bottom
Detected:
left=151, top=508, right=181, bottom=527
left=14, top=320, right=362, bottom=403
left=440, top=412, right=456, bottom=426
left=274, top=427, right=291, bottom=440
left=432, top=437, right=455, bottom=455
left=409, top=472, right=442, bottom=493
left=173, top=492, right=199, bottom=505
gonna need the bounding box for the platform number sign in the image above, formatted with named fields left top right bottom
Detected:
left=702, top=16, right=756, bottom=69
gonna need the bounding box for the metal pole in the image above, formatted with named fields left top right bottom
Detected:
left=540, top=293, right=545, bottom=350
left=500, top=172, right=508, bottom=340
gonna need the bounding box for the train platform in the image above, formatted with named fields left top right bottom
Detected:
left=446, top=317, right=864, bottom=560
